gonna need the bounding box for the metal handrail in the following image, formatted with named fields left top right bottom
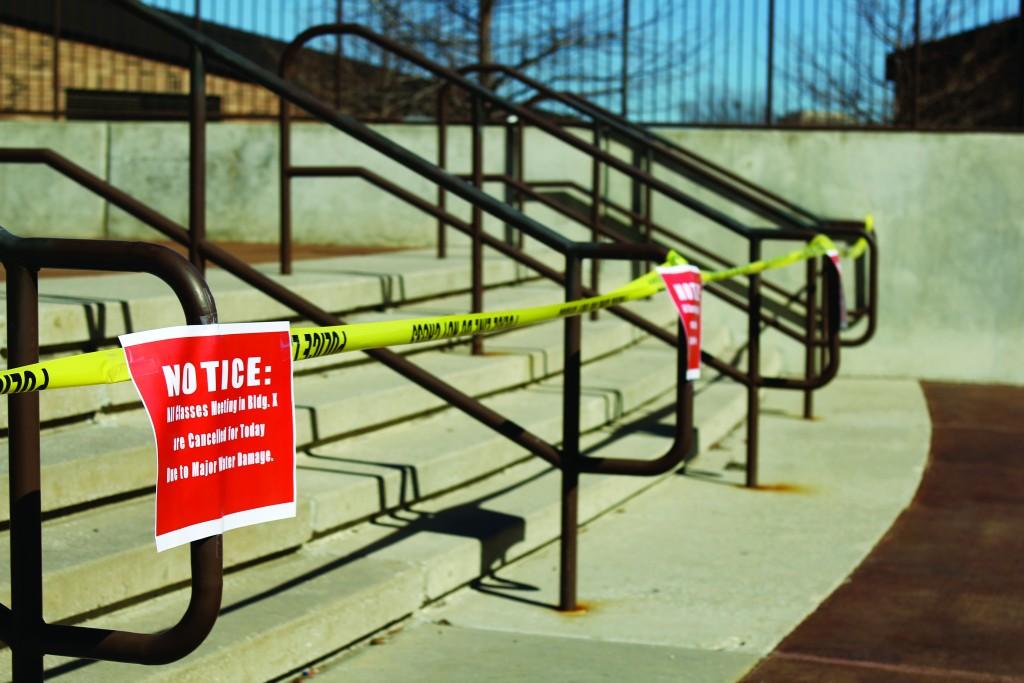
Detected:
left=280, top=24, right=753, bottom=242
left=272, top=22, right=862, bottom=488
left=566, top=96, right=823, bottom=225
left=501, top=177, right=874, bottom=344
left=556, top=89, right=824, bottom=225
left=0, top=226, right=223, bottom=678
left=271, top=22, right=855, bottom=364
left=470, top=175, right=818, bottom=340
left=276, top=22, right=767, bottom=359
left=3, top=1, right=703, bottom=616
left=107, top=2, right=574, bottom=262
left=458, top=63, right=820, bottom=232
left=40, top=1, right=862, bottom=618
left=0, top=147, right=565, bottom=469
left=438, top=62, right=880, bottom=447
left=276, top=161, right=833, bottom=389
left=448, top=62, right=879, bottom=348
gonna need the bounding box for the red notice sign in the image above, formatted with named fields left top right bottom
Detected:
left=657, top=265, right=703, bottom=380
left=119, top=322, right=295, bottom=551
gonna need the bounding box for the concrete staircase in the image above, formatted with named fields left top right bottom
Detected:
left=0, top=244, right=759, bottom=681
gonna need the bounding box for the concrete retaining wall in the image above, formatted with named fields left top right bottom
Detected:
left=655, top=129, right=1024, bottom=386
left=0, top=121, right=1020, bottom=383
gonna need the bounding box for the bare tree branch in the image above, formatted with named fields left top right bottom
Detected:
left=786, top=0, right=978, bottom=125
left=307, top=0, right=695, bottom=121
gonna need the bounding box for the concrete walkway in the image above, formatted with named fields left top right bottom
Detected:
left=307, top=378, right=930, bottom=682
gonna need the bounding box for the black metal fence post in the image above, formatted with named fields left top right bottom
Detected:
left=911, top=0, right=922, bottom=128
left=1018, top=0, right=1024, bottom=127
left=334, top=0, right=343, bottom=110
left=51, top=0, right=61, bottom=120
left=620, top=0, right=630, bottom=117
left=765, top=0, right=775, bottom=125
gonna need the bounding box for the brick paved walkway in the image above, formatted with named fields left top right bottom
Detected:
left=742, top=382, right=1024, bottom=682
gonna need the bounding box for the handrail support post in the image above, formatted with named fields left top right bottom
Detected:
left=279, top=92, right=293, bottom=275
left=803, top=256, right=818, bottom=419
left=746, top=238, right=762, bottom=488
left=436, top=87, right=449, bottom=259
left=588, top=126, right=602, bottom=320
left=189, top=45, right=207, bottom=275
left=503, top=114, right=521, bottom=246
left=559, top=254, right=583, bottom=612
left=470, top=93, right=485, bottom=355
left=6, top=262, right=44, bottom=682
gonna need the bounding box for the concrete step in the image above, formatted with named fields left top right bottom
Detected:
left=0, top=292, right=682, bottom=519
left=0, top=327, right=725, bottom=624
left=2, top=247, right=525, bottom=350
left=16, top=363, right=752, bottom=682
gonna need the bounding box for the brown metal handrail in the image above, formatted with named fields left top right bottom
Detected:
left=280, top=163, right=752, bottom=385
left=273, top=22, right=865, bottom=488
left=0, top=148, right=565, bottom=469
left=5, top=1, right=704, bottom=619
left=448, top=63, right=879, bottom=348
left=504, top=177, right=876, bottom=350
left=277, top=151, right=855, bottom=460
left=37, top=2, right=847, bottom=630
left=274, top=27, right=851, bottom=359
left=0, top=226, right=223, bottom=679
left=281, top=24, right=754, bottom=245
left=0, top=149, right=697, bottom=626
left=435, top=62, right=879, bottom=461
left=459, top=64, right=821, bottom=232
left=469, top=174, right=819, bottom=340
left=514, top=178, right=873, bottom=344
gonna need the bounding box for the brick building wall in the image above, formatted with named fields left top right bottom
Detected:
left=0, top=22, right=277, bottom=117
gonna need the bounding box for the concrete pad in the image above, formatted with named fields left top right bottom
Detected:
left=317, top=624, right=757, bottom=683
left=2, top=246, right=537, bottom=351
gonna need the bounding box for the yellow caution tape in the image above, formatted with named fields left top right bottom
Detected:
left=698, top=234, right=837, bottom=284
left=0, top=348, right=130, bottom=395
left=0, top=229, right=872, bottom=394
left=292, top=249, right=688, bottom=361
left=843, top=214, right=874, bottom=260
